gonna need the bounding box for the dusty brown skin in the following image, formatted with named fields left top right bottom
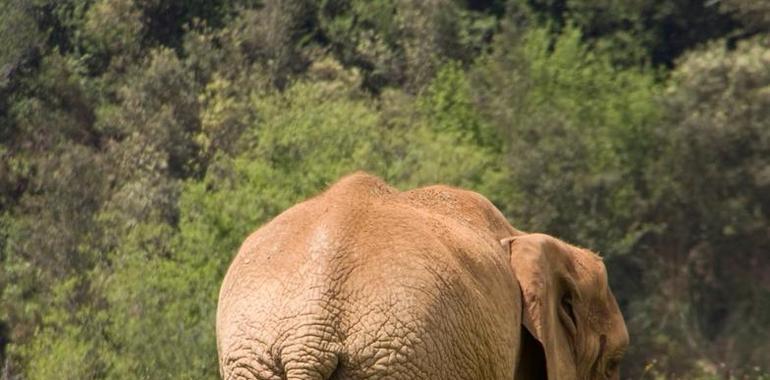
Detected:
left=217, top=172, right=629, bottom=379
left=217, top=172, right=523, bottom=379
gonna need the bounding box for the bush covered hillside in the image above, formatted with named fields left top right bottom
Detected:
left=1, top=0, right=769, bottom=378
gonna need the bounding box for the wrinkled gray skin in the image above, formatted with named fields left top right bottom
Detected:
left=217, top=172, right=629, bottom=379
left=217, top=173, right=523, bottom=379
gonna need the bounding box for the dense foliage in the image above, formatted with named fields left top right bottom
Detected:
left=1, top=1, right=768, bottom=378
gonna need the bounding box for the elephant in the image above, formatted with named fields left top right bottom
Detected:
left=216, top=172, right=628, bottom=379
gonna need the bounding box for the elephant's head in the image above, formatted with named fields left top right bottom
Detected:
left=503, top=233, right=629, bottom=380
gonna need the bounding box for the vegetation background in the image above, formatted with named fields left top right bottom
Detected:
left=1, top=0, right=769, bottom=378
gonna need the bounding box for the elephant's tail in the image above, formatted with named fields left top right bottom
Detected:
left=281, top=347, right=342, bottom=380
left=219, top=341, right=342, bottom=380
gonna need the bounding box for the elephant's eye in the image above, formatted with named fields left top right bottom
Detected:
left=562, top=294, right=576, bottom=320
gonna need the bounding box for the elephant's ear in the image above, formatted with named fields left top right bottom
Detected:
left=502, top=234, right=571, bottom=380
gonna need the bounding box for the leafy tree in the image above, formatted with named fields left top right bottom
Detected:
left=474, top=22, right=661, bottom=253
left=524, top=0, right=742, bottom=67
left=234, top=0, right=319, bottom=89
left=82, top=0, right=144, bottom=71
left=316, top=0, right=500, bottom=92
left=1, top=52, right=105, bottom=371
left=635, top=36, right=770, bottom=377
left=720, top=0, right=770, bottom=36
left=0, top=0, right=44, bottom=83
